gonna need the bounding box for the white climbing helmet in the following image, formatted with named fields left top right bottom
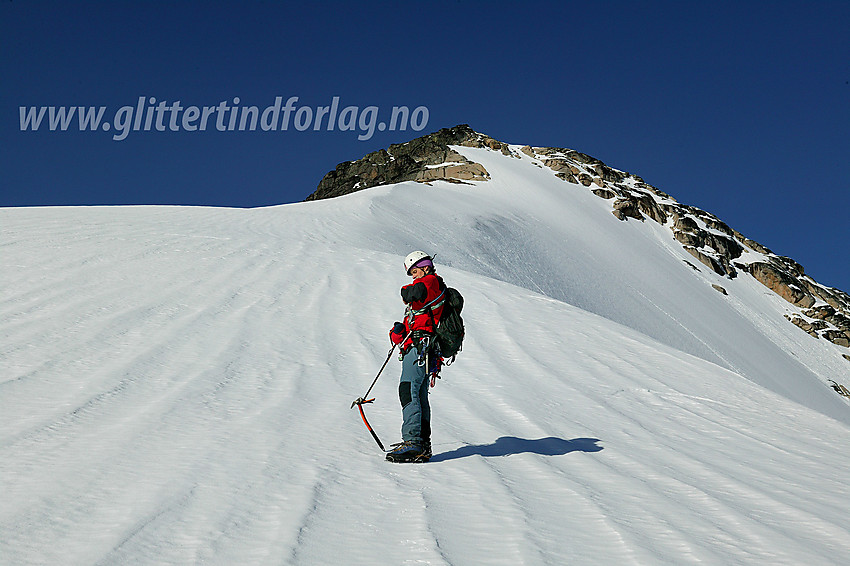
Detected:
left=404, top=250, right=433, bottom=275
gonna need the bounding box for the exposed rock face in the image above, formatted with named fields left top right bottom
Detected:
left=749, top=262, right=816, bottom=308
left=306, top=124, right=850, bottom=353
left=612, top=198, right=643, bottom=221
left=306, top=125, right=500, bottom=201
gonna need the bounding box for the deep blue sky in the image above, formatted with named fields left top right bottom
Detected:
left=2, top=1, right=848, bottom=292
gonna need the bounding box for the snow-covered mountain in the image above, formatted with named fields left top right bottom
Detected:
left=2, top=130, right=849, bottom=565
left=309, top=126, right=850, bottom=421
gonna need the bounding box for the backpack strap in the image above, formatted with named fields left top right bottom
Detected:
left=409, top=289, right=446, bottom=316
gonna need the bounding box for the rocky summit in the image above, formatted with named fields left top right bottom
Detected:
left=307, top=125, right=850, bottom=354
left=305, top=125, right=499, bottom=200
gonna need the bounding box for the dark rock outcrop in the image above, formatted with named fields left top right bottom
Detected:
left=306, top=125, right=497, bottom=201
left=712, top=284, right=728, bottom=295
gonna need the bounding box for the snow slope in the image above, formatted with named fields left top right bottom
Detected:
left=2, top=147, right=850, bottom=565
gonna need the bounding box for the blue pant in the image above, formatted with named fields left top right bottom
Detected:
left=399, top=345, right=431, bottom=444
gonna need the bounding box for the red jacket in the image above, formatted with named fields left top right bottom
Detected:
left=397, top=273, right=446, bottom=349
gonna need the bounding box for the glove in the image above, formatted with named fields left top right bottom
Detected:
left=389, top=321, right=406, bottom=345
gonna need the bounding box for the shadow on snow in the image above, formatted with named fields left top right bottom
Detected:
left=430, top=437, right=603, bottom=463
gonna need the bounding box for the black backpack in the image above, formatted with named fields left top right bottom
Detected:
left=436, top=287, right=465, bottom=361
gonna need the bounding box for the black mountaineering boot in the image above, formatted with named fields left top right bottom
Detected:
left=386, top=441, right=429, bottom=463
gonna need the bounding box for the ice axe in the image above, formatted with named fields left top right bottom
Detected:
left=351, top=332, right=410, bottom=451
left=352, top=396, right=384, bottom=451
